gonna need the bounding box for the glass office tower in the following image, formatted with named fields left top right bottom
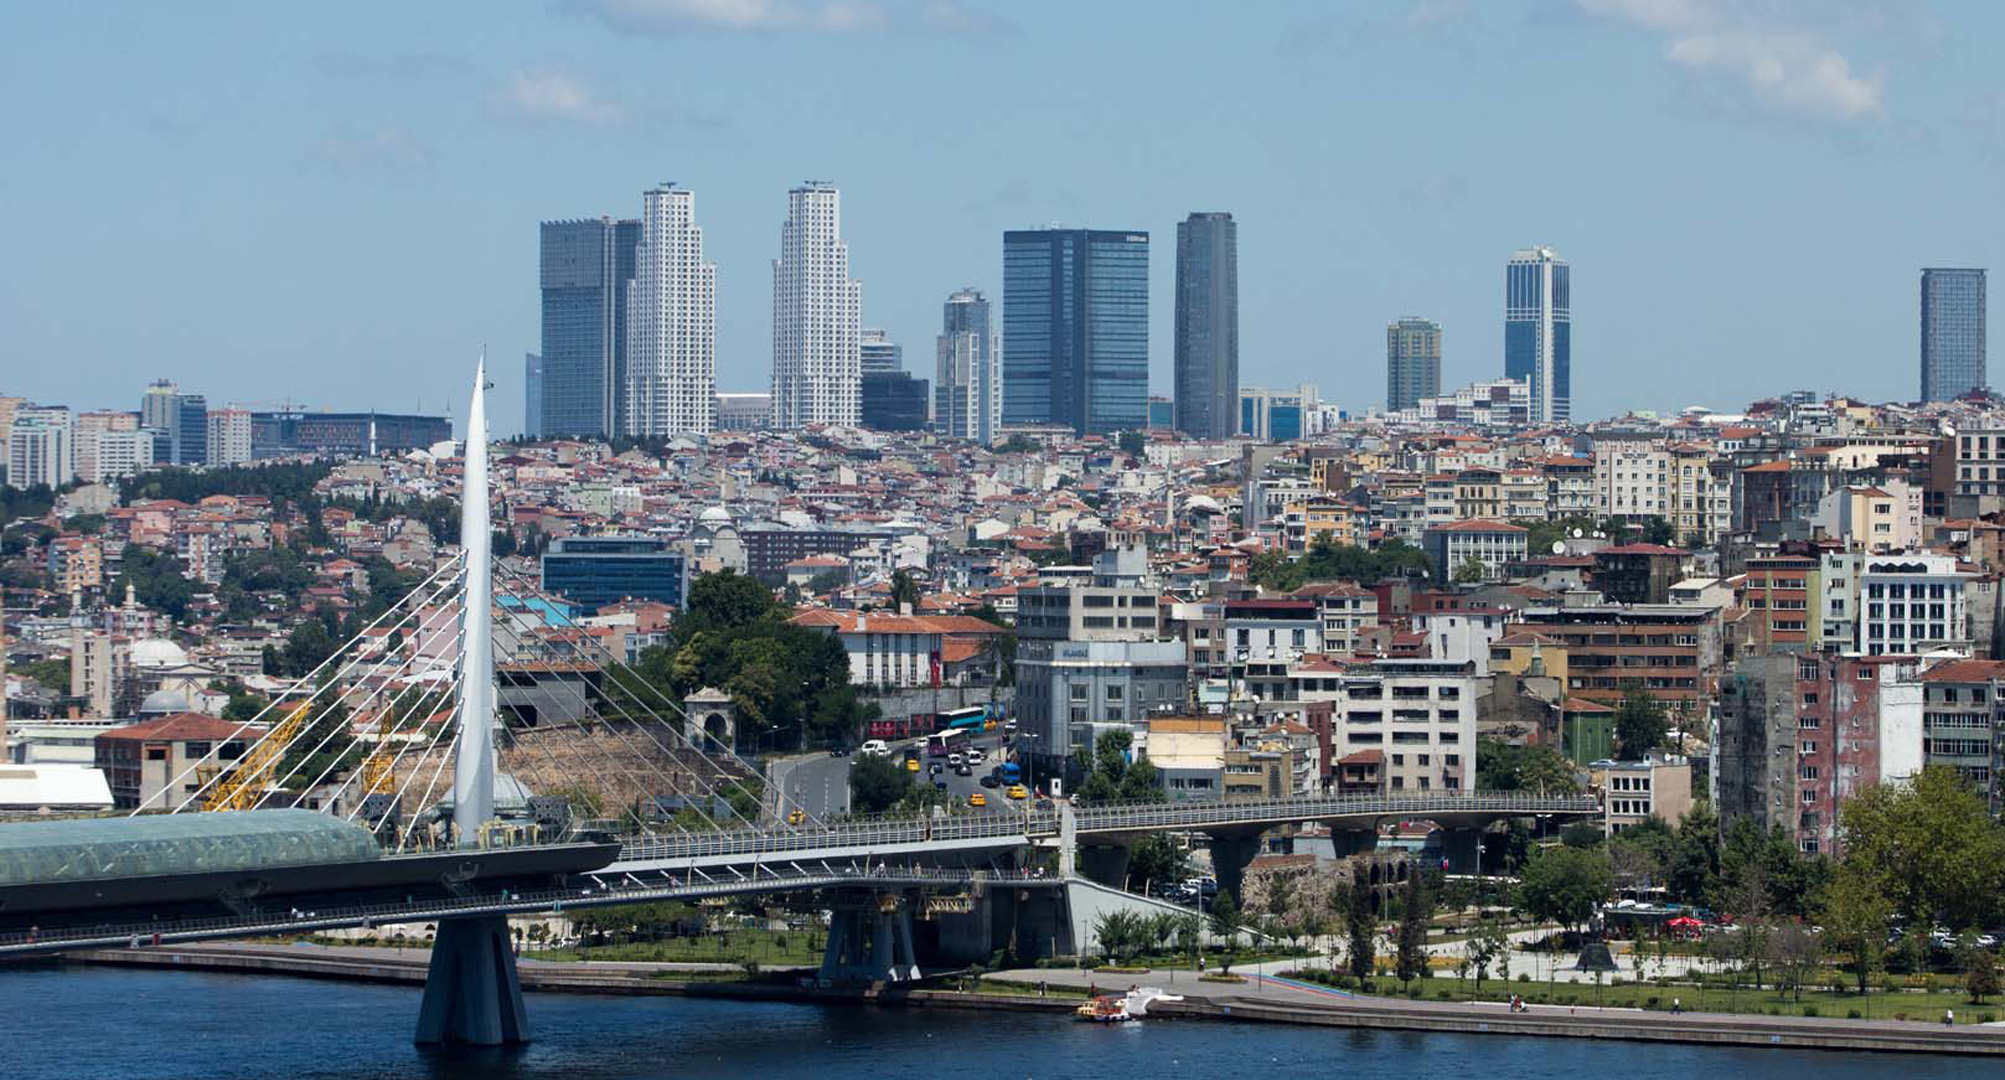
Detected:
left=1173, top=212, right=1238, bottom=440
left=1505, top=245, right=1570, bottom=424
left=539, top=217, right=639, bottom=437
left=1921, top=268, right=1987, bottom=402
left=1002, top=229, right=1149, bottom=435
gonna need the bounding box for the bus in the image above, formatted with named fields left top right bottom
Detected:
left=926, top=727, right=971, bottom=758
left=936, top=705, right=991, bottom=732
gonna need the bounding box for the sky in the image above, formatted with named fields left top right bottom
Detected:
left=3, top=0, right=2002, bottom=435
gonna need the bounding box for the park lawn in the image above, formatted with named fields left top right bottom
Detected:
left=1400, top=974, right=2003, bottom=1024
left=528, top=928, right=821, bottom=966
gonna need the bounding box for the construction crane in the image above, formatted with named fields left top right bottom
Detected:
left=203, top=702, right=310, bottom=812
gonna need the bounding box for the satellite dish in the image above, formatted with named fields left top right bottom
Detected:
left=1571, top=528, right=1584, bottom=538
left=1551, top=540, right=1566, bottom=554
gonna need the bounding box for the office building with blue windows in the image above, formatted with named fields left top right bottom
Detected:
left=1174, top=212, right=1238, bottom=440
left=1921, top=267, right=1987, bottom=402
left=1002, top=228, right=1149, bottom=436
left=1505, top=245, right=1570, bottom=424
left=1240, top=385, right=1316, bottom=442
left=540, top=536, right=687, bottom=612
left=539, top=216, right=640, bottom=438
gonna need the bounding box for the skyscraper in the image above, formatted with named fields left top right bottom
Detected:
left=1921, top=268, right=1987, bottom=402
left=624, top=184, right=718, bottom=436
left=170, top=394, right=207, bottom=466
left=539, top=216, right=639, bottom=437
left=859, top=329, right=902, bottom=375
left=1386, top=317, right=1443, bottom=412
left=936, top=287, right=1000, bottom=443
left=139, top=380, right=177, bottom=434
left=771, top=182, right=861, bottom=429
left=1505, top=245, right=1570, bottom=424
left=1173, top=212, right=1238, bottom=439
left=205, top=405, right=251, bottom=467
left=1002, top=229, right=1149, bottom=435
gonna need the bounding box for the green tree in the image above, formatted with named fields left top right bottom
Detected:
left=1612, top=682, right=1668, bottom=759
left=678, top=570, right=782, bottom=638
left=888, top=569, right=921, bottom=612
left=1821, top=862, right=1892, bottom=998
left=1452, top=557, right=1486, bottom=584
left=1475, top=739, right=1580, bottom=795
left=1967, top=945, right=2002, bottom=1004
left=1073, top=729, right=1164, bottom=804
left=847, top=751, right=912, bottom=814
left=1518, top=844, right=1611, bottom=933
left=1127, top=833, right=1190, bottom=893
left=1467, top=915, right=1512, bottom=994
left=1342, top=882, right=1377, bottom=985
left=1207, top=889, right=1241, bottom=948
left=222, top=691, right=270, bottom=724
left=1395, top=874, right=1433, bottom=990
left=1838, top=766, right=2005, bottom=932
left=282, top=619, right=338, bottom=678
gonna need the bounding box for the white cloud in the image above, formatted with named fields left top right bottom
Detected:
left=499, top=69, right=625, bottom=126
left=1577, top=0, right=1885, bottom=121
left=566, top=0, right=886, bottom=33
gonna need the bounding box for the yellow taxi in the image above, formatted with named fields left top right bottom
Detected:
left=904, top=756, right=920, bottom=772
left=786, top=809, right=807, bottom=826
left=1006, top=784, right=1029, bottom=800
left=968, top=792, right=987, bottom=807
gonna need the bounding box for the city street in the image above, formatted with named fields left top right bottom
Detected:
left=766, top=730, right=1033, bottom=824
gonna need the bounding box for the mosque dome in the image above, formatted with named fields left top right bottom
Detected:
left=138, top=688, right=191, bottom=717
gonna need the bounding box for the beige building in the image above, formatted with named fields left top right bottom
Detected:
left=1590, top=753, right=1693, bottom=835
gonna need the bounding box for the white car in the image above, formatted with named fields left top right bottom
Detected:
left=859, top=739, right=889, bottom=756
left=966, top=748, right=987, bottom=765
left=947, top=753, right=964, bottom=767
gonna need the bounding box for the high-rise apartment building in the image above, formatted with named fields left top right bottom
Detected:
left=1386, top=317, right=1442, bottom=412
left=206, top=406, right=251, bottom=467
left=771, top=182, right=861, bottom=429
left=859, top=329, right=902, bottom=375
left=539, top=216, right=639, bottom=437
left=1505, top=246, right=1570, bottom=424
left=1002, top=228, right=1149, bottom=435
left=935, top=287, right=1000, bottom=443
left=624, top=184, right=717, bottom=437
left=1173, top=212, right=1238, bottom=440
left=1920, top=267, right=1987, bottom=402
left=170, top=394, right=207, bottom=466
left=6, top=406, right=73, bottom=489
left=139, top=380, right=177, bottom=434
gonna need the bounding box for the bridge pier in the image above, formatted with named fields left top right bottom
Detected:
left=1437, top=828, right=1482, bottom=874
left=1077, top=844, right=1131, bottom=890
left=820, top=892, right=920, bottom=985
left=1207, top=833, right=1262, bottom=903
left=414, top=915, right=528, bottom=1047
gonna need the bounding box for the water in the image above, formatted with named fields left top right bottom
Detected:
left=0, top=966, right=1974, bottom=1080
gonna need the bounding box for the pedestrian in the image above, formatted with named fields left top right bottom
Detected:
left=1945, top=1008, right=1955, bottom=1026
left=1672, top=997, right=1682, bottom=1015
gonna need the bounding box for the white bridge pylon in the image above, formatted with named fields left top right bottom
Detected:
left=452, top=355, right=496, bottom=842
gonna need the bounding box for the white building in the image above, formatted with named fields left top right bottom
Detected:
left=935, top=287, right=1001, bottom=443
left=1857, top=553, right=1971, bottom=655
left=625, top=184, right=718, bottom=437
left=6, top=406, right=72, bottom=489
left=1420, top=520, right=1528, bottom=583
left=1592, top=432, right=1669, bottom=520
left=206, top=406, right=252, bottom=467
left=1291, top=657, right=1478, bottom=794
left=770, top=182, right=860, bottom=429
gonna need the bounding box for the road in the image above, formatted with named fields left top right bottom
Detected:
left=766, top=730, right=1033, bottom=824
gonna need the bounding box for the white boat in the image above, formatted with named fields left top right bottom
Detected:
left=1074, top=987, right=1184, bottom=1023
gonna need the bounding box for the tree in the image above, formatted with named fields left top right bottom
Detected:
left=1207, top=889, right=1240, bottom=948
left=1395, top=874, right=1433, bottom=990
left=281, top=619, right=338, bottom=678
left=1073, top=729, right=1164, bottom=804
left=1838, top=766, right=2005, bottom=932
left=678, top=570, right=782, bottom=638
left=1117, top=430, right=1146, bottom=457
left=1452, top=557, right=1486, bottom=584
left=847, top=752, right=912, bottom=814
left=1342, top=882, right=1377, bottom=986
left=1716, top=856, right=1774, bottom=991
left=1467, top=915, right=1512, bottom=994
left=1518, top=845, right=1611, bottom=934
left=1611, top=682, right=1668, bottom=759
left=1967, top=945, right=2002, bottom=1004
left=888, top=569, right=921, bottom=612
left=1560, top=821, right=1605, bottom=849
left=1767, top=921, right=1822, bottom=1002
left=1822, top=862, right=1892, bottom=998
left=1127, top=833, right=1190, bottom=893
left=1475, top=738, right=1580, bottom=795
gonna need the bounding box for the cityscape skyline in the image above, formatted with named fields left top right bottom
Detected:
left=4, top=2, right=2003, bottom=433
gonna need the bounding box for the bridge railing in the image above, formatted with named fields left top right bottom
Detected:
left=1070, top=793, right=1602, bottom=833
left=615, top=809, right=1057, bottom=863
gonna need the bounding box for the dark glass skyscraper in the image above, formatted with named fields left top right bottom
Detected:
left=1921, top=268, right=1987, bottom=402
left=171, top=394, right=207, bottom=466
left=539, top=217, right=639, bottom=437
left=1505, top=245, right=1570, bottom=424
left=1002, top=229, right=1149, bottom=435
left=1173, top=212, right=1238, bottom=440
left=1386, top=317, right=1442, bottom=412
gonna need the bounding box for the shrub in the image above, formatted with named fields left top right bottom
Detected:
left=1847, top=1009, right=1862, bottom=1020
left=1436, top=989, right=1454, bottom=1000
left=1644, top=996, right=1660, bottom=1008
left=1802, top=1006, right=1819, bottom=1017
left=1984, top=1013, right=1999, bottom=1025
left=1517, top=973, right=1531, bottom=983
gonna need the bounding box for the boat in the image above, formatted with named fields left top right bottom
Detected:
left=1073, top=987, right=1183, bottom=1023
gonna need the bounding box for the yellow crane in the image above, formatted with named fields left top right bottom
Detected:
left=203, top=702, right=310, bottom=812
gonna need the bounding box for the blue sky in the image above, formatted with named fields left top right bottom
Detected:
left=2, top=0, right=2001, bottom=433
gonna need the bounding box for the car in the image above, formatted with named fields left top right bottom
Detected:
left=786, top=809, right=807, bottom=826
left=947, top=753, right=964, bottom=767
left=904, top=757, right=921, bottom=773
left=979, top=774, right=1002, bottom=789
left=929, top=762, right=944, bottom=776
left=933, top=780, right=948, bottom=792
left=966, top=748, right=986, bottom=766
left=1004, top=719, right=1017, bottom=733
left=955, top=764, right=972, bottom=777
left=1006, top=784, right=1028, bottom=800
left=859, top=739, right=889, bottom=756
left=968, top=792, right=987, bottom=807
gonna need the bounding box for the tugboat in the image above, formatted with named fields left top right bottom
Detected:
left=1074, top=987, right=1182, bottom=1023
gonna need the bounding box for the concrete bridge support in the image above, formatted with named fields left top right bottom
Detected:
left=1437, top=829, right=1481, bottom=874
left=820, top=892, right=921, bottom=985
left=1077, top=844, right=1131, bottom=891
left=1207, top=833, right=1263, bottom=903
left=414, top=915, right=529, bottom=1047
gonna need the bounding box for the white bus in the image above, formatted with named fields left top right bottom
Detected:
left=925, top=727, right=971, bottom=758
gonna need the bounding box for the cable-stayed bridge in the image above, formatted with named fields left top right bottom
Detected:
left=0, top=361, right=1598, bottom=1046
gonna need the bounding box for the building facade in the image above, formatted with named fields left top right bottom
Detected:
left=771, top=182, right=861, bottom=429
left=935, top=287, right=1000, bottom=443
left=1002, top=228, right=1149, bottom=435
left=539, top=215, right=639, bottom=437
left=624, top=184, right=718, bottom=437
left=540, top=535, right=688, bottom=611
left=170, top=394, right=207, bottom=466
left=859, top=371, right=929, bottom=432
left=1505, top=245, right=1570, bottom=424
left=1173, top=212, right=1238, bottom=440
left=1920, top=267, right=1986, bottom=403
left=5, top=406, right=72, bottom=489
left=1386, top=317, right=1442, bottom=413
left=205, top=406, right=251, bottom=467
left=859, top=328, right=902, bottom=375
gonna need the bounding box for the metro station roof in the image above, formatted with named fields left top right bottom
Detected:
left=0, top=809, right=380, bottom=887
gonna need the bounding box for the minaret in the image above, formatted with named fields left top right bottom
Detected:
left=453, top=357, right=496, bottom=842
